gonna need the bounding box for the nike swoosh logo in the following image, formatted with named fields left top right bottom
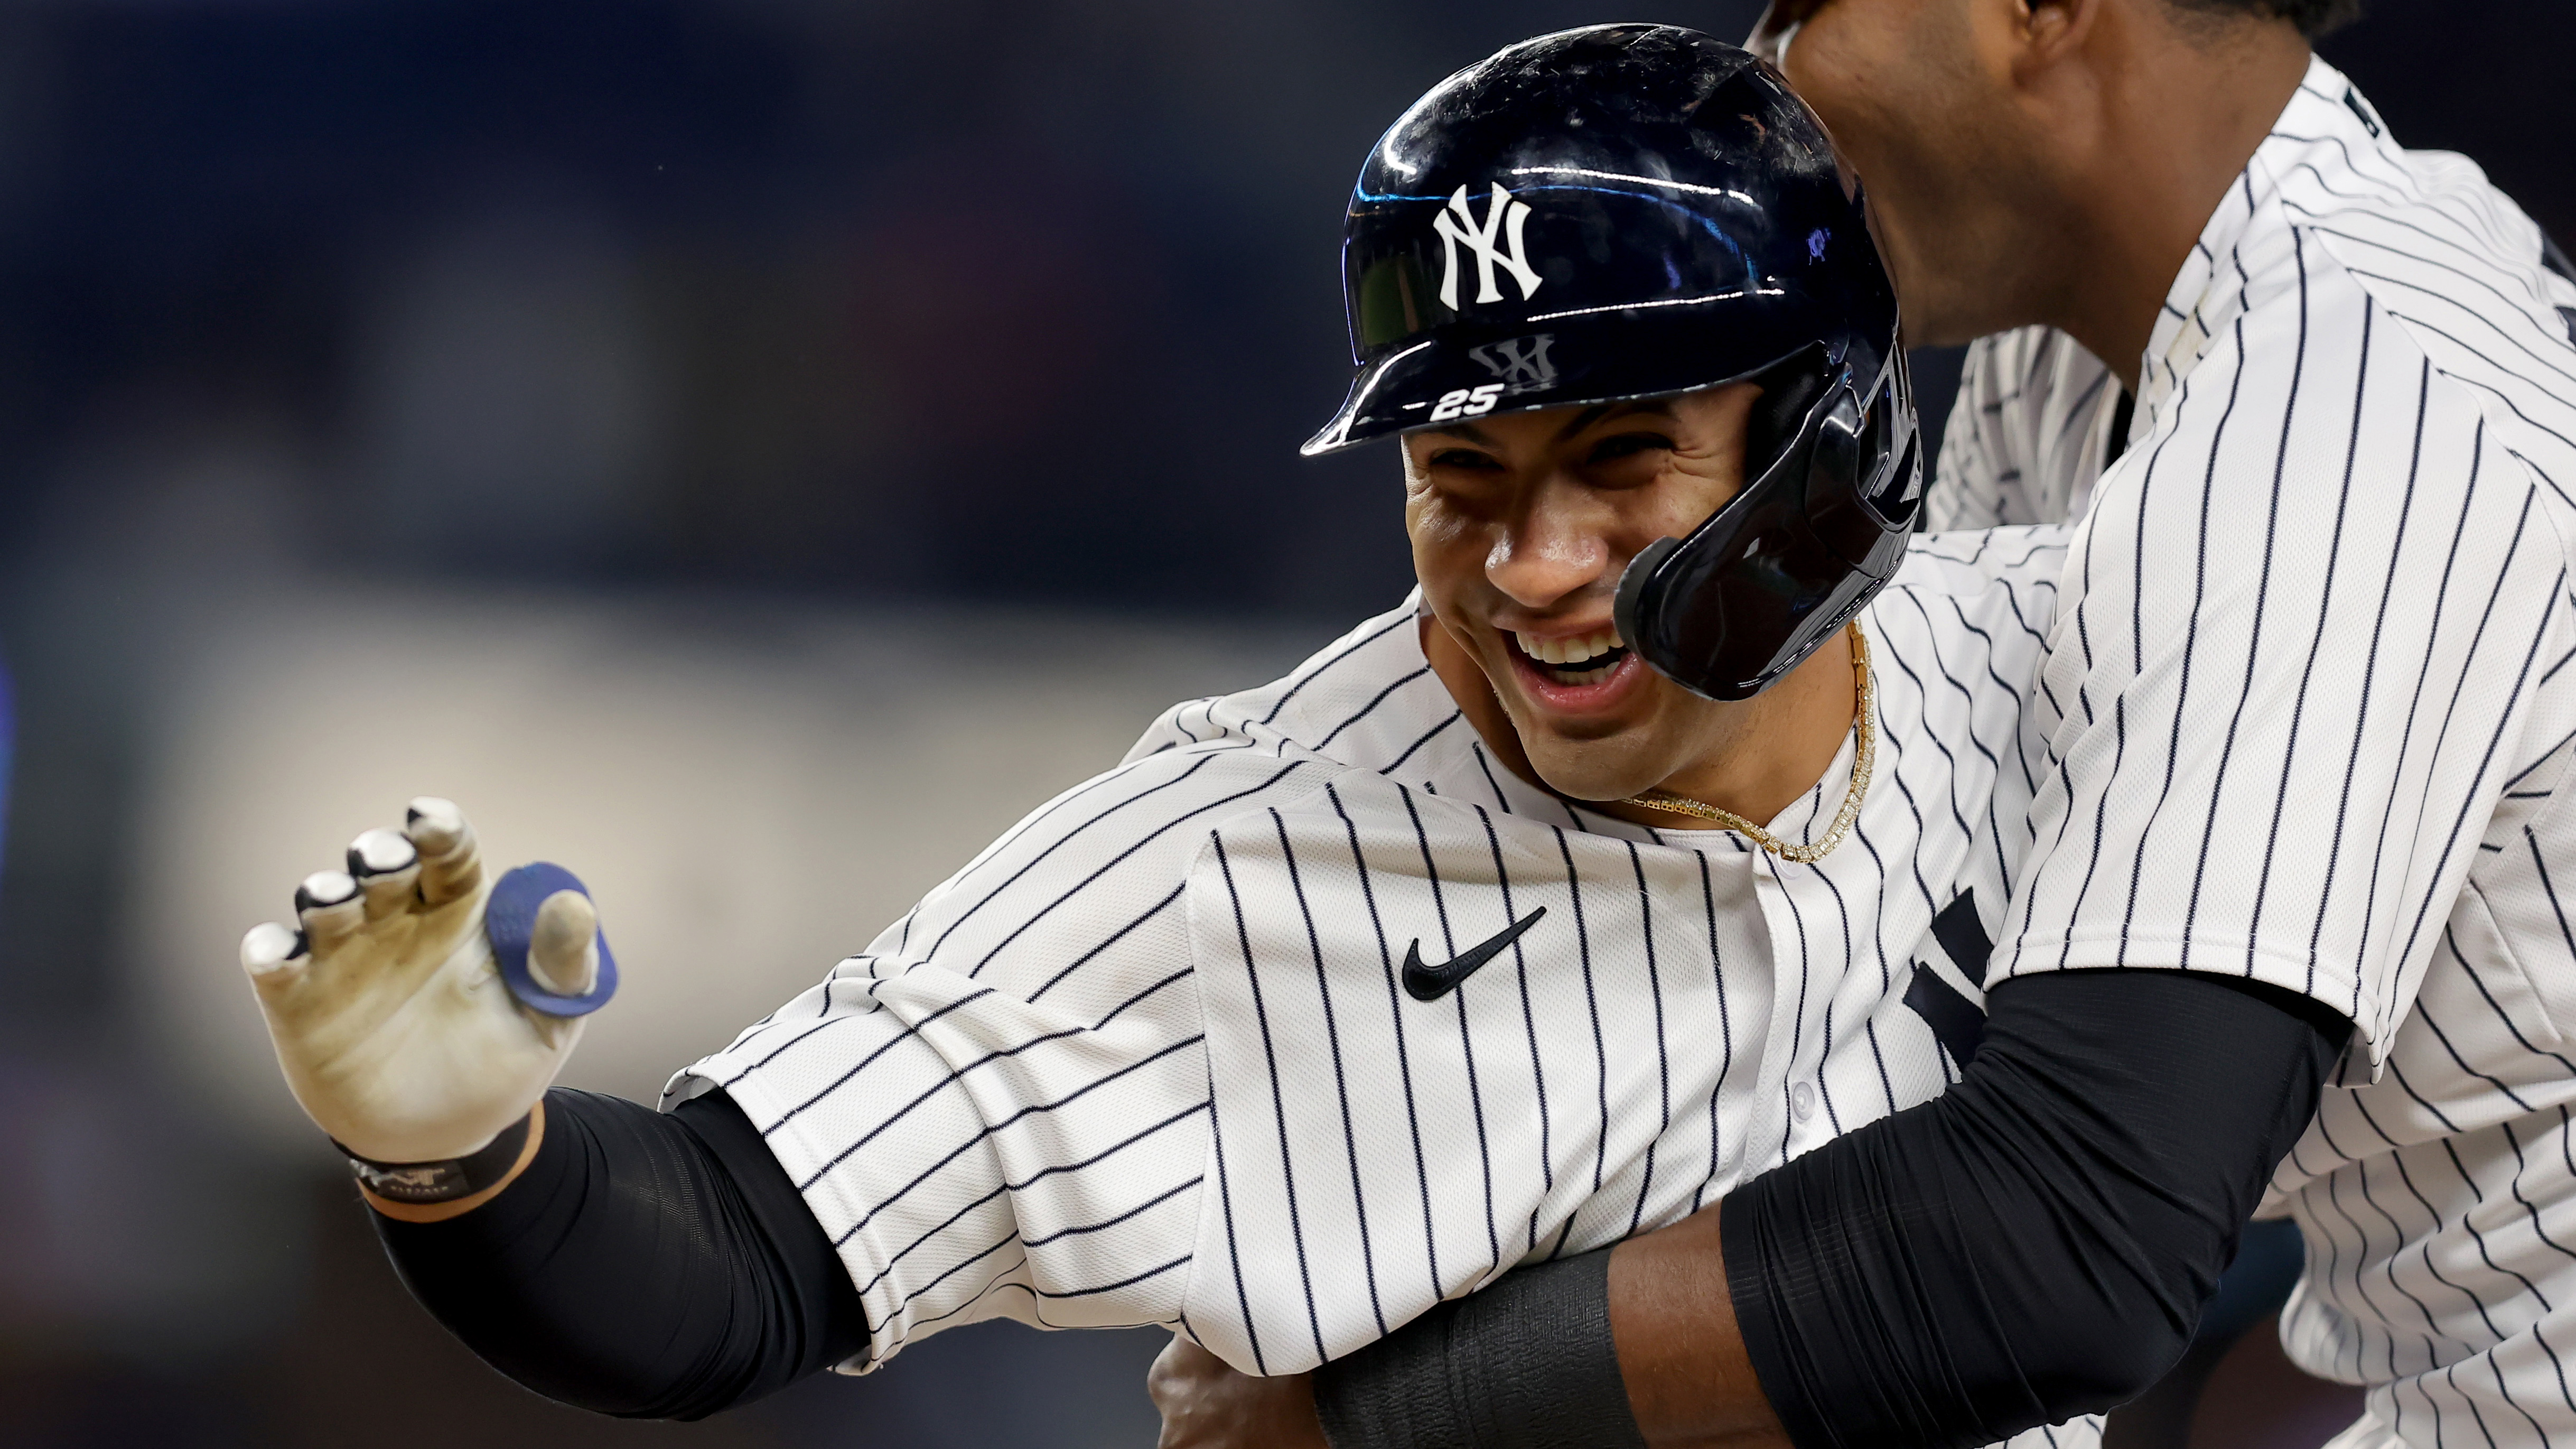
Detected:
left=1402, top=907, right=1547, bottom=1002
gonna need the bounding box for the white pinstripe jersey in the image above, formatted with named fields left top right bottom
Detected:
left=1927, top=57, right=2576, bottom=1449
left=670, top=535, right=2096, bottom=1449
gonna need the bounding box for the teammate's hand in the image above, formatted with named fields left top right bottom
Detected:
left=1150, top=1336, right=1328, bottom=1449
left=238, top=798, right=605, bottom=1165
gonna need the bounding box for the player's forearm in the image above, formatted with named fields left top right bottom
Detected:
left=1711, top=970, right=2341, bottom=1449
left=1604, top=1207, right=1787, bottom=1449
left=375, top=1087, right=866, bottom=1419
left=237, top=804, right=871, bottom=1413
left=1294, top=1220, right=1783, bottom=1449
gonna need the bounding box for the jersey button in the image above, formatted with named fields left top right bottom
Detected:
left=1790, top=1082, right=1816, bottom=1122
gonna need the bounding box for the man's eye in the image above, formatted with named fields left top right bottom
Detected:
left=1588, top=433, right=1674, bottom=465
left=1430, top=449, right=1505, bottom=472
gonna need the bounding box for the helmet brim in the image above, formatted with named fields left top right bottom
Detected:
left=1300, top=292, right=1840, bottom=457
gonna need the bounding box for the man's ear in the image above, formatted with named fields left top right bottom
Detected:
left=2006, top=0, right=2104, bottom=81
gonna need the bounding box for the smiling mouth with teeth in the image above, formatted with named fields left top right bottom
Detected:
left=1512, top=626, right=1632, bottom=685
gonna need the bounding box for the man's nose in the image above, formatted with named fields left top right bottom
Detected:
left=1486, top=490, right=1612, bottom=610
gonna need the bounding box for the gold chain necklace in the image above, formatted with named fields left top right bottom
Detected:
left=1623, top=623, right=1877, bottom=863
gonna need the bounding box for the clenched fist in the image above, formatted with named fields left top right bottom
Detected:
left=239, top=798, right=613, bottom=1165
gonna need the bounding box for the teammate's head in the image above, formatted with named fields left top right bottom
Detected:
left=1309, top=24, right=1919, bottom=805
left=1743, top=0, right=2319, bottom=348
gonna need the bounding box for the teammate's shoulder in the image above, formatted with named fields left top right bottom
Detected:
left=2270, top=146, right=2561, bottom=308
left=2250, top=70, right=2572, bottom=357
left=2257, top=78, right=2512, bottom=237
left=2227, top=83, right=2576, bottom=506
left=1124, top=595, right=1457, bottom=772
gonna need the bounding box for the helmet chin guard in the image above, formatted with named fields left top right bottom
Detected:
left=1614, top=343, right=1921, bottom=701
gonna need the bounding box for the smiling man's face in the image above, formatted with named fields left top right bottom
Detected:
left=1403, top=382, right=1773, bottom=803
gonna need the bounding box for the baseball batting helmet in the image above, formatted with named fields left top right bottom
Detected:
left=1304, top=24, right=1921, bottom=702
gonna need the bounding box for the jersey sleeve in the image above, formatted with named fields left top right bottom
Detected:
left=667, top=745, right=1318, bottom=1371
left=1993, top=238, right=2576, bottom=1069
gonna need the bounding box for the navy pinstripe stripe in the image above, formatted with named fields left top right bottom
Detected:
left=1211, top=830, right=1329, bottom=1366
left=2184, top=230, right=2311, bottom=975
left=1474, top=802, right=1555, bottom=1253
left=1553, top=826, right=1610, bottom=1206
left=2119, top=311, right=2251, bottom=967
left=1270, top=806, right=1389, bottom=1338
left=1401, top=783, right=1501, bottom=1276
left=1327, top=779, right=1443, bottom=1297
left=1621, top=841, right=1672, bottom=1236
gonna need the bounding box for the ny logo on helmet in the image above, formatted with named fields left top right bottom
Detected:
left=1434, top=183, right=1544, bottom=311
left=1470, top=334, right=1558, bottom=389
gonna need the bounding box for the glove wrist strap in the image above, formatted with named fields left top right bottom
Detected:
left=338, top=1102, right=542, bottom=1212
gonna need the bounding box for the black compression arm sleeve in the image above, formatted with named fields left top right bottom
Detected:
left=1312, top=969, right=2342, bottom=1449
left=1723, top=970, right=2344, bottom=1449
left=374, top=1088, right=868, bottom=1419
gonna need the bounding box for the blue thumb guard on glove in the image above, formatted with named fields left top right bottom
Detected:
left=484, top=862, right=620, bottom=1018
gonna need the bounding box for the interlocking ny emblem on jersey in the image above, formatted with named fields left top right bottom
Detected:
left=1434, top=183, right=1544, bottom=311
left=1903, top=892, right=1992, bottom=1068
left=1402, top=907, right=1547, bottom=1001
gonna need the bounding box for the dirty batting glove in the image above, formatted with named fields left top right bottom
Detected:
left=238, top=798, right=618, bottom=1202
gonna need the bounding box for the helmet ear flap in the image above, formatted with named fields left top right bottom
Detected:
left=1742, top=346, right=1831, bottom=481
left=1613, top=535, right=1682, bottom=666
left=1614, top=322, right=1921, bottom=702
left=1868, top=428, right=1924, bottom=527
left=1852, top=349, right=1924, bottom=530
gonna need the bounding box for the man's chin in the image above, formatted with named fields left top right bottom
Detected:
left=1519, top=741, right=1666, bottom=808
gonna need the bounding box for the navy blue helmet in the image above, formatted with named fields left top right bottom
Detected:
left=1305, top=24, right=1921, bottom=702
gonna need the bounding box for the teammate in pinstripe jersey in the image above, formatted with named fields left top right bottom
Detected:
left=1156, top=4, right=2576, bottom=1449
left=1215, top=3, right=2576, bottom=1447
left=223, top=28, right=2122, bottom=1448
left=1918, top=42, right=2576, bottom=1449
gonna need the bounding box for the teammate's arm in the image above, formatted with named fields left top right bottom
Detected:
left=1156, top=967, right=2344, bottom=1449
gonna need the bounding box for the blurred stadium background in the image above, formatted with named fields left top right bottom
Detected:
left=0, top=1, right=2562, bottom=1444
